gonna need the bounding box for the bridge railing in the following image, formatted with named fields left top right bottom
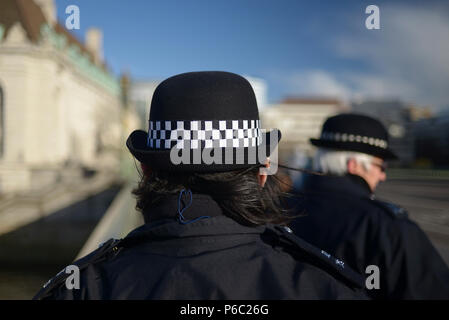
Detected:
left=0, top=173, right=119, bottom=237
left=76, top=183, right=143, bottom=259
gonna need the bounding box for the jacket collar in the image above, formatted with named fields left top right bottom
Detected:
left=142, top=192, right=225, bottom=224
left=300, top=173, right=373, bottom=199
left=126, top=215, right=266, bottom=241
left=129, top=192, right=266, bottom=241
left=122, top=194, right=266, bottom=255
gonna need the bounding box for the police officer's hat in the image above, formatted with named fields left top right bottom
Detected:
left=126, top=71, right=281, bottom=172
left=310, top=113, right=398, bottom=160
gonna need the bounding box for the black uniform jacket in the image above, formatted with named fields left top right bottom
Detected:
left=34, top=193, right=367, bottom=300
left=289, top=174, right=449, bottom=299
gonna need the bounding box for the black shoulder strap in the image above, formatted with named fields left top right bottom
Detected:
left=268, top=226, right=365, bottom=290
left=370, top=199, right=409, bottom=219
left=33, top=238, right=123, bottom=300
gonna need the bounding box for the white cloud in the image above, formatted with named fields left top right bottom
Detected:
left=343, top=73, right=416, bottom=101
left=280, top=4, right=449, bottom=111
left=286, top=71, right=351, bottom=101
left=283, top=70, right=416, bottom=105
left=334, top=3, right=449, bottom=110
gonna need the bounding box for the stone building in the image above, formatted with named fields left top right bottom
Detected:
left=261, top=97, right=347, bottom=161
left=0, top=0, right=126, bottom=193
left=129, top=80, right=159, bottom=128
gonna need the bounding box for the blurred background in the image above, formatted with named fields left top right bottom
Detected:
left=0, top=0, right=448, bottom=299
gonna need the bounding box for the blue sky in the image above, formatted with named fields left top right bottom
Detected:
left=55, top=0, right=449, bottom=110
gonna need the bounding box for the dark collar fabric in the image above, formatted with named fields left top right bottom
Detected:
left=125, top=215, right=265, bottom=242
left=300, top=173, right=373, bottom=199
left=127, top=193, right=266, bottom=246
left=142, top=192, right=226, bottom=224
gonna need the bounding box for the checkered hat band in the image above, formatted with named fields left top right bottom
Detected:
left=147, top=120, right=262, bottom=150
left=320, top=131, right=388, bottom=149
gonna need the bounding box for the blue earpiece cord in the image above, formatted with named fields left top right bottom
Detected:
left=177, top=189, right=210, bottom=225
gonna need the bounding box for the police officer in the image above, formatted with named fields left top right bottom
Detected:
left=289, top=113, right=449, bottom=299
left=33, top=72, right=366, bottom=300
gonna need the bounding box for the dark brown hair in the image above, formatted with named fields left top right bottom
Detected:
left=132, top=165, right=296, bottom=226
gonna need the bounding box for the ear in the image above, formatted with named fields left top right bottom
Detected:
left=347, top=158, right=358, bottom=175
left=257, top=158, right=271, bottom=188
left=258, top=172, right=268, bottom=187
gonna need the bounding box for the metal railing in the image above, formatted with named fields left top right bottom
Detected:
left=76, top=183, right=143, bottom=259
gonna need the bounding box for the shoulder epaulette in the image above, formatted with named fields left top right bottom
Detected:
left=268, top=225, right=365, bottom=290
left=33, top=238, right=123, bottom=300
left=371, top=199, right=409, bottom=219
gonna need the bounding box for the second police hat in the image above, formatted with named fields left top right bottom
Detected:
left=310, top=113, right=398, bottom=160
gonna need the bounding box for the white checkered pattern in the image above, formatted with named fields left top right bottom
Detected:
left=147, top=120, right=261, bottom=149
left=320, top=131, right=388, bottom=149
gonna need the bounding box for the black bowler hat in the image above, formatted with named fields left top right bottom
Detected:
left=310, top=113, right=398, bottom=160
left=126, top=71, right=281, bottom=172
